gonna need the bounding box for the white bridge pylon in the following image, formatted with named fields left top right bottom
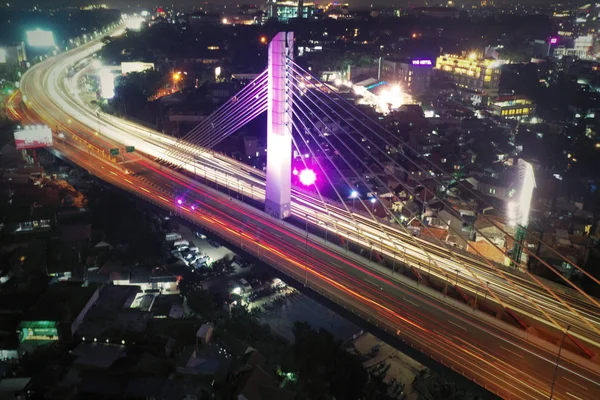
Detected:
left=265, top=32, right=294, bottom=219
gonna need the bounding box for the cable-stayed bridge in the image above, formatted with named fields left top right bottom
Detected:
left=19, top=29, right=600, bottom=399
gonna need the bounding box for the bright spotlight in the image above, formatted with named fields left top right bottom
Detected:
left=26, top=29, right=55, bottom=47
left=177, top=199, right=183, bottom=205
left=370, top=197, right=377, bottom=203
left=124, top=17, right=144, bottom=31
left=292, top=168, right=298, bottom=176
left=98, top=68, right=115, bottom=99
left=298, top=168, right=317, bottom=186
left=350, top=190, right=359, bottom=198
left=191, top=205, right=196, bottom=210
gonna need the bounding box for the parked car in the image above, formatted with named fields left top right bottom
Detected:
left=208, top=239, right=221, bottom=248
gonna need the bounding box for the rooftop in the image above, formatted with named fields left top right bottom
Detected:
left=72, top=342, right=126, bottom=369
left=25, top=283, right=98, bottom=323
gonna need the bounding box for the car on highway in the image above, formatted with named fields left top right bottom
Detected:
left=207, top=239, right=221, bottom=248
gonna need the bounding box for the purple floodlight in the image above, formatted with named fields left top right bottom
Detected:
left=550, top=37, right=558, bottom=44
left=177, top=199, right=183, bottom=205
left=298, top=168, right=317, bottom=186
left=292, top=168, right=299, bottom=176
left=191, top=205, right=196, bottom=210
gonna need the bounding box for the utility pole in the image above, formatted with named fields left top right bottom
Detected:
left=550, top=325, right=570, bottom=400
left=304, top=214, right=309, bottom=286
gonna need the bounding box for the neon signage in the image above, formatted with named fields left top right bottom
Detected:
left=411, top=59, right=433, bottom=66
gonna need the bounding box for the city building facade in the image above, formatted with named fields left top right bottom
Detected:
left=435, top=54, right=503, bottom=105
left=381, top=58, right=433, bottom=93
left=267, top=0, right=314, bottom=22
left=490, top=95, right=536, bottom=120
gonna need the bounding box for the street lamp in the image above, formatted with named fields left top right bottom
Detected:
left=350, top=190, right=359, bottom=208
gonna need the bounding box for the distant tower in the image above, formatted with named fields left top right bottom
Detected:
left=265, top=32, right=294, bottom=219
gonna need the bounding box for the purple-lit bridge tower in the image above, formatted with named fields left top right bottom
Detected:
left=265, top=32, right=294, bottom=219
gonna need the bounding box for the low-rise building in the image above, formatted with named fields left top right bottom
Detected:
left=490, top=95, right=536, bottom=120
left=19, top=284, right=99, bottom=347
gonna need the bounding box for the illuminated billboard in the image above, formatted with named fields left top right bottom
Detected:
left=411, top=59, right=433, bottom=66
left=14, top=125, right=53, bottom=150
left=124, top=16, right=145, bottom=31
left=121, top=61, right=154, bottom=75
left=26, top=29, right=56, bottom=47
left=99, top=68, right=115, bottom=99
left=508, top=159, right=536, bottom=227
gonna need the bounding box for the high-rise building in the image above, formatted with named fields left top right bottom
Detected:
left=435, top=54, right=504, bottom=105
left=267, top=0, right=314, bottom=23
left=381, top=58, right=434, bottom=94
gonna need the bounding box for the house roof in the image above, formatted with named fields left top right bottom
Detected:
left=467, top=241, right=506, bottom=265
left=429, top=226, right=452, bottom=241
left=72, top=342, right=125, bottom=369
left=237, top=366, right=278, bottom=400
left=25, top=283, right=98, bottom=322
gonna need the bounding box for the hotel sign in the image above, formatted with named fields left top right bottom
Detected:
left=411, top=59, right=433, bottom=66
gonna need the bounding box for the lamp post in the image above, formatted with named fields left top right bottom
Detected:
left=350, top=190, right=359, bottom=209
left=548, top=37, right=558, bottom=57
left=550, top=325, right=570, bottom=400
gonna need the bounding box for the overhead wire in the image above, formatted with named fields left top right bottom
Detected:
left=289, top=61, right=600, bottom=318
left=288, top=69, right=599, bottom=336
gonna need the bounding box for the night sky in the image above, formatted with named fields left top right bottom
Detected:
left=12, top=0, right=566, bottom=10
